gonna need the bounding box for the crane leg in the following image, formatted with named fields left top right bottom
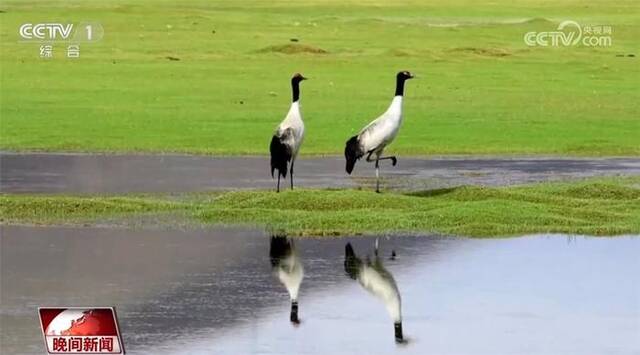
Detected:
left=366, top=153, right=396, bottom=166
left=365, top=151, right=376, bottom=162
left=366, top=152, right=396, bottom=193
left=377, top=155, right=397, bottom=166
left=277, top=174, right=281, bottom=193
left=375, top=159, right=380, bottom=193
left=290, top=160, right=295, bottom=190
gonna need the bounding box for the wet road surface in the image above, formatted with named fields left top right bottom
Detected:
left=1, top=226, right=638, bottom=355
left=1, top=153, right=639, bottom=193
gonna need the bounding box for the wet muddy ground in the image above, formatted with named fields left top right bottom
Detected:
left=1, top=152, right=639, bottom=193
left=1, top=226, right=638, bottom=355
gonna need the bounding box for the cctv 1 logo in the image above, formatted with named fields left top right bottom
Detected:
left=19, top=22, right=104, bottom=42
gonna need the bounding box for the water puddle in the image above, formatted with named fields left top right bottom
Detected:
left=1, top=226, right=638, bottom=354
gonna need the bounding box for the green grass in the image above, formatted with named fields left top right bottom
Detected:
left=1, top=0, right=639, bottom=156
left=2, top=178, right=639, bottom=236
left=0, top=195, right=182, bottom=224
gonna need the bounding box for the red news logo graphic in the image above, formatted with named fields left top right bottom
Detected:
left=38, top=307, right=124, bottom=354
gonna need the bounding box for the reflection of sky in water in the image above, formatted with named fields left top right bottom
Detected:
left=154, top=236, right=640, bottom=355
left=1, top=226, right=638, bottom=355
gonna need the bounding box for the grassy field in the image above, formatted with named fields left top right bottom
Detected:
left=2, top=178, right=639, bottom=236
left=1, top=0, right=639, bottom=156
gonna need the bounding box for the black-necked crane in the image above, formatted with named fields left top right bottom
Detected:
left=270, top=73, right=307, bottom=192
left=344, top=71, right=415, bottom=192
left=269, top=235, right=304, bottom=325
left=344, top=240, right=404, bottom=343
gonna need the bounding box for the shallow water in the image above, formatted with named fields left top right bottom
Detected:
left=1, top=226, right=638, bottom=354
left=2, top=153, right=639, bottom=193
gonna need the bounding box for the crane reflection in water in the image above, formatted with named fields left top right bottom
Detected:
left=269, top=235, right=304, bottom=325
left=344, top=239, right=405, bottom=343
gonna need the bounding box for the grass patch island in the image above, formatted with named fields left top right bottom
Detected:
left=2, top=179, right=639, bottom=237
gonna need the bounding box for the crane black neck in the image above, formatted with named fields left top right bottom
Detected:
left=394, top=76, right=407, bottom=96
left=291, top=79, right=301, bottom=103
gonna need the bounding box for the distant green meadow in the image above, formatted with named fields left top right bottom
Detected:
left=1, top=0, right=639, bottom=156
left=2, top=178, right=639, bottom=237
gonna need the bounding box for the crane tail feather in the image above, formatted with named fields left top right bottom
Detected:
left=344, top=135, right=364, bottom=174
left=270, top=135, right=291, bottom=178
left=344, top=243, right=360, bottom=279
left=269, top=235, right=292, bottom=267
